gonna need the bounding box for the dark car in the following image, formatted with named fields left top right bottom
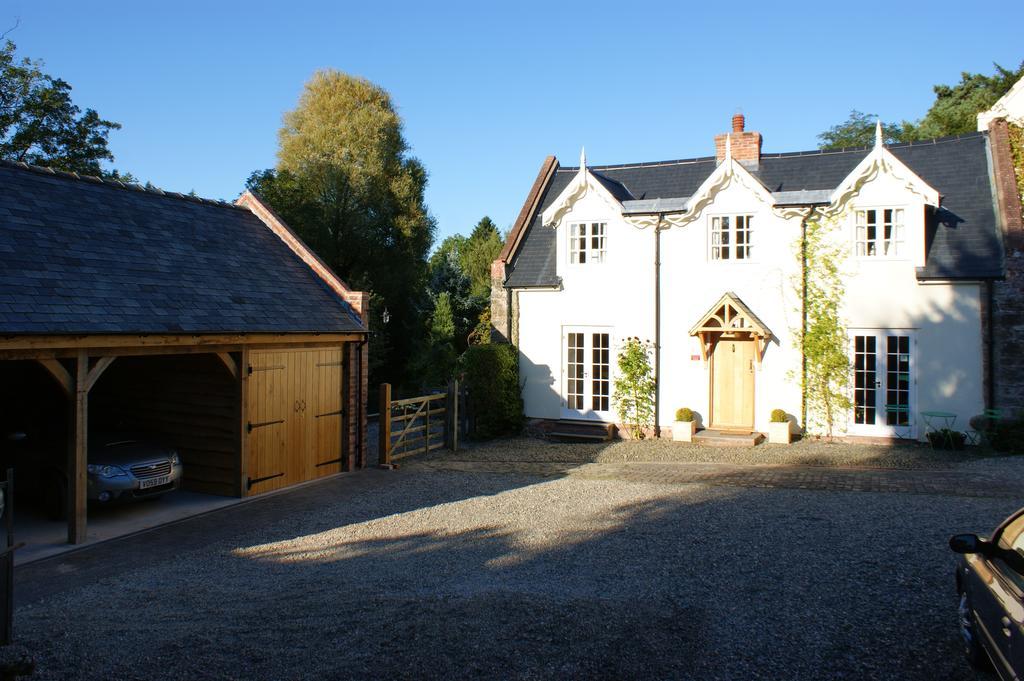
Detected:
left=950, top=507, right=1024, bottom=679
left=0, top=430, right=182, bottom=518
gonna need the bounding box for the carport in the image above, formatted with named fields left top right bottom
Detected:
left=0, top=162, right=369, bottom=544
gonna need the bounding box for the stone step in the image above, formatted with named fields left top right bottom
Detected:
left=549, top=420, right=617, bottom=442
left=693, top=429, right=765, bottom=447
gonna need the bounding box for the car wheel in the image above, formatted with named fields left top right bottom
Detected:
left=959, top=591, right=991, bottom=671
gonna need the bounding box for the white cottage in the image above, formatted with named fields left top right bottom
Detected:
left=491, top=115, right=1005, bottom=440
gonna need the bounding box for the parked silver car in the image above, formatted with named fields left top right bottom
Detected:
left=950, top=506, right=1024, bottom=680
left=86, top=434, right=183, bottom=503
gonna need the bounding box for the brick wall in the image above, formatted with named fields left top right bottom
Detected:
left=344, top=292, right=369, bottom=468
left=989, top=118, right=1024, bottom=415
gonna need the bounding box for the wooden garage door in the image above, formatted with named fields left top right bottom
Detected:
left=246, top=347, right=345, bottom=495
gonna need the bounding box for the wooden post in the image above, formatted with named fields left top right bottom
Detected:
left=451, top=379, right=459, bottom=452
left=378, top=383, right=391, bottom=466
left=237, top=348, right=249, bottom=497
left=68, top=351, right=88, bottom=544
left=424, top=394, right=430, bottom=455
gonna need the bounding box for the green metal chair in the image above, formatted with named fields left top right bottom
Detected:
left=967, top=409, right=1002, bottom=446
left=884, top=404, right=913, bottom=441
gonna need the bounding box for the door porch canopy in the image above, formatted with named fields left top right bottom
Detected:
left=688, top=292, right=774, bottom=365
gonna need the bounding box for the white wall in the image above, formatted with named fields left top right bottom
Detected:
left=515, top=165, right=986, bottom=438
left=659, top=178, right=803, bottom=432
left=518, top=188, right=655, bottom=420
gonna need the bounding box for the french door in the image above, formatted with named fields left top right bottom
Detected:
left=562, top=327, right=612, bottom=420
left=849, top=331, right=915, bottom=437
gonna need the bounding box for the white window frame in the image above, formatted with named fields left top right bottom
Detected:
left=709, top=214, right=754, bottom=261
left=568, top=221, right=607, bottom=265
left=854, top=207, right=905, bottom=258
left=561, top=326, right=613, bottom=420
left=847, top=329, right=917, bottom=439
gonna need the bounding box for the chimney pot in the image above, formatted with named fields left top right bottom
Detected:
left=732, top=113, right=745, bottom=133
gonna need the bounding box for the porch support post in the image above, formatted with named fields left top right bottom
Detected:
left=68, top=351, right=88, bottom=544
left=237, top=348, right=249, bottom=497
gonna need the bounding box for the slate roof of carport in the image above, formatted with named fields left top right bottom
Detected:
left=0, top=162, right=366, bottom=334
left=504, top=132, right=1003, bottom=287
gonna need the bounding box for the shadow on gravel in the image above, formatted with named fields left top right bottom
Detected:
left=13, top=433, right=1014, bottom=681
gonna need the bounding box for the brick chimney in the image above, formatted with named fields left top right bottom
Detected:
left=714, top=112, right=762, bottom=169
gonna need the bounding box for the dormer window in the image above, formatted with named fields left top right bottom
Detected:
left=710, top=215, right=753, bottom=261
left=569, top=222, right=606, bottom=264
left=855, top=208, right=904, bottom=257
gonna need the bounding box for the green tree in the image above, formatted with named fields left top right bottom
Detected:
left=413, top=292, right=458, bottom=388
left=613, top=337, right=656, bottom=440
left=818, top=111, right=909, bottom=149
left=0, top=41, right=128, bottom=177
left=819, top=61, right=1024, bottom=149
left=906, top=62, right=1024, bottom=139
left=430, top=291, right=456, bottom=341
left=247, top=70, right=435, bottom=389
left=459, top=343, right=523, bottom=439
left=460, top=216, right=504, bottom=299
left=794, top=216, right=851, bottom=439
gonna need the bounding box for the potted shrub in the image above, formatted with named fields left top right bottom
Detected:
left=926, top=428, right=967, bottom=451
left=768, top=409, right=791, bottom=444
left=673, top=408, right=697, bottom=442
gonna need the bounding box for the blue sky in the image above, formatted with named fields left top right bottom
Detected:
left=8, top=1, right=1023, bottom=245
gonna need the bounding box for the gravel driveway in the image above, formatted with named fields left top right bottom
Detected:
left=421, top=433, right=1013, bottom=469
left=14, top=459, right=1018, bottom=680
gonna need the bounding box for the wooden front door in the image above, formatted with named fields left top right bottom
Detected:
left=246, top=347, right=345, bottom=495
left=711, top=339, right=755, bottom=431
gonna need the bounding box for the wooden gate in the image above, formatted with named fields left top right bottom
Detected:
left=246, top=347, right=346, bottom=494
left=378, top=382, right=458, bottom=465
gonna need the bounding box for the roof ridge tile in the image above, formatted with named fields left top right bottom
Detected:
left=0, top=158, right=245, bottom=210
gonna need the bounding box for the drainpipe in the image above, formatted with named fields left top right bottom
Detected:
left=654, top=213, right=664, bottom=438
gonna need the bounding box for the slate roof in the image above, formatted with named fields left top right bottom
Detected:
left=504, top=133, right=1003, bottom=287
left=0, top=162, right=366, bottom=334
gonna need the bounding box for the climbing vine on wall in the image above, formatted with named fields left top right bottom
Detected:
left=794, top=215, right=852, bottom=439
left=1009, top=123, right=1024, bottom=202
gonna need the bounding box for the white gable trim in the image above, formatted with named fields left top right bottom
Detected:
left=541, top=165, right=623, bottom=227
left=978, top=74, right=1024, bottom=130
left=825, top=145, right=939, bottom=216
left=624, top=154, right=775, bottom=230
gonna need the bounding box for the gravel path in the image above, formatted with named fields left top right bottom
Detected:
left=422, top=434, right=1016, bottom=470
left=15, top=462, right=1015, bottom=680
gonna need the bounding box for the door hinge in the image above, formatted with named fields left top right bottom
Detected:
left=247, top=472, right=284, bottom=490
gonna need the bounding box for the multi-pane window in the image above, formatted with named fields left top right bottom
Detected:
left=569, top=222, right=606, bottom=264
left=853, top=335, right=877, bottom=425
left=566, top=333, right=584, bottom=410
left=852, top=332, right=913, bottom=431
left=591, top=333, right=610, bottom=412
left=710, top=215, right=753, bottom=260
left=855, top=208, right=904, bottom=257
left=885, top=336, right=911, bottom=426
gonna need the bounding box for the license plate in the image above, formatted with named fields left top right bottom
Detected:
left=139, top=475, right=171, bottom=489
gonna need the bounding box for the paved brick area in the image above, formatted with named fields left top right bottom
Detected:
left=410, top=459, right=1024, bottom=499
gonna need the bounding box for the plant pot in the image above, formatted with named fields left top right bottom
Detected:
left=673, top=420, right=697, bottom=442
left=768, top=421, right=791, bottom=444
